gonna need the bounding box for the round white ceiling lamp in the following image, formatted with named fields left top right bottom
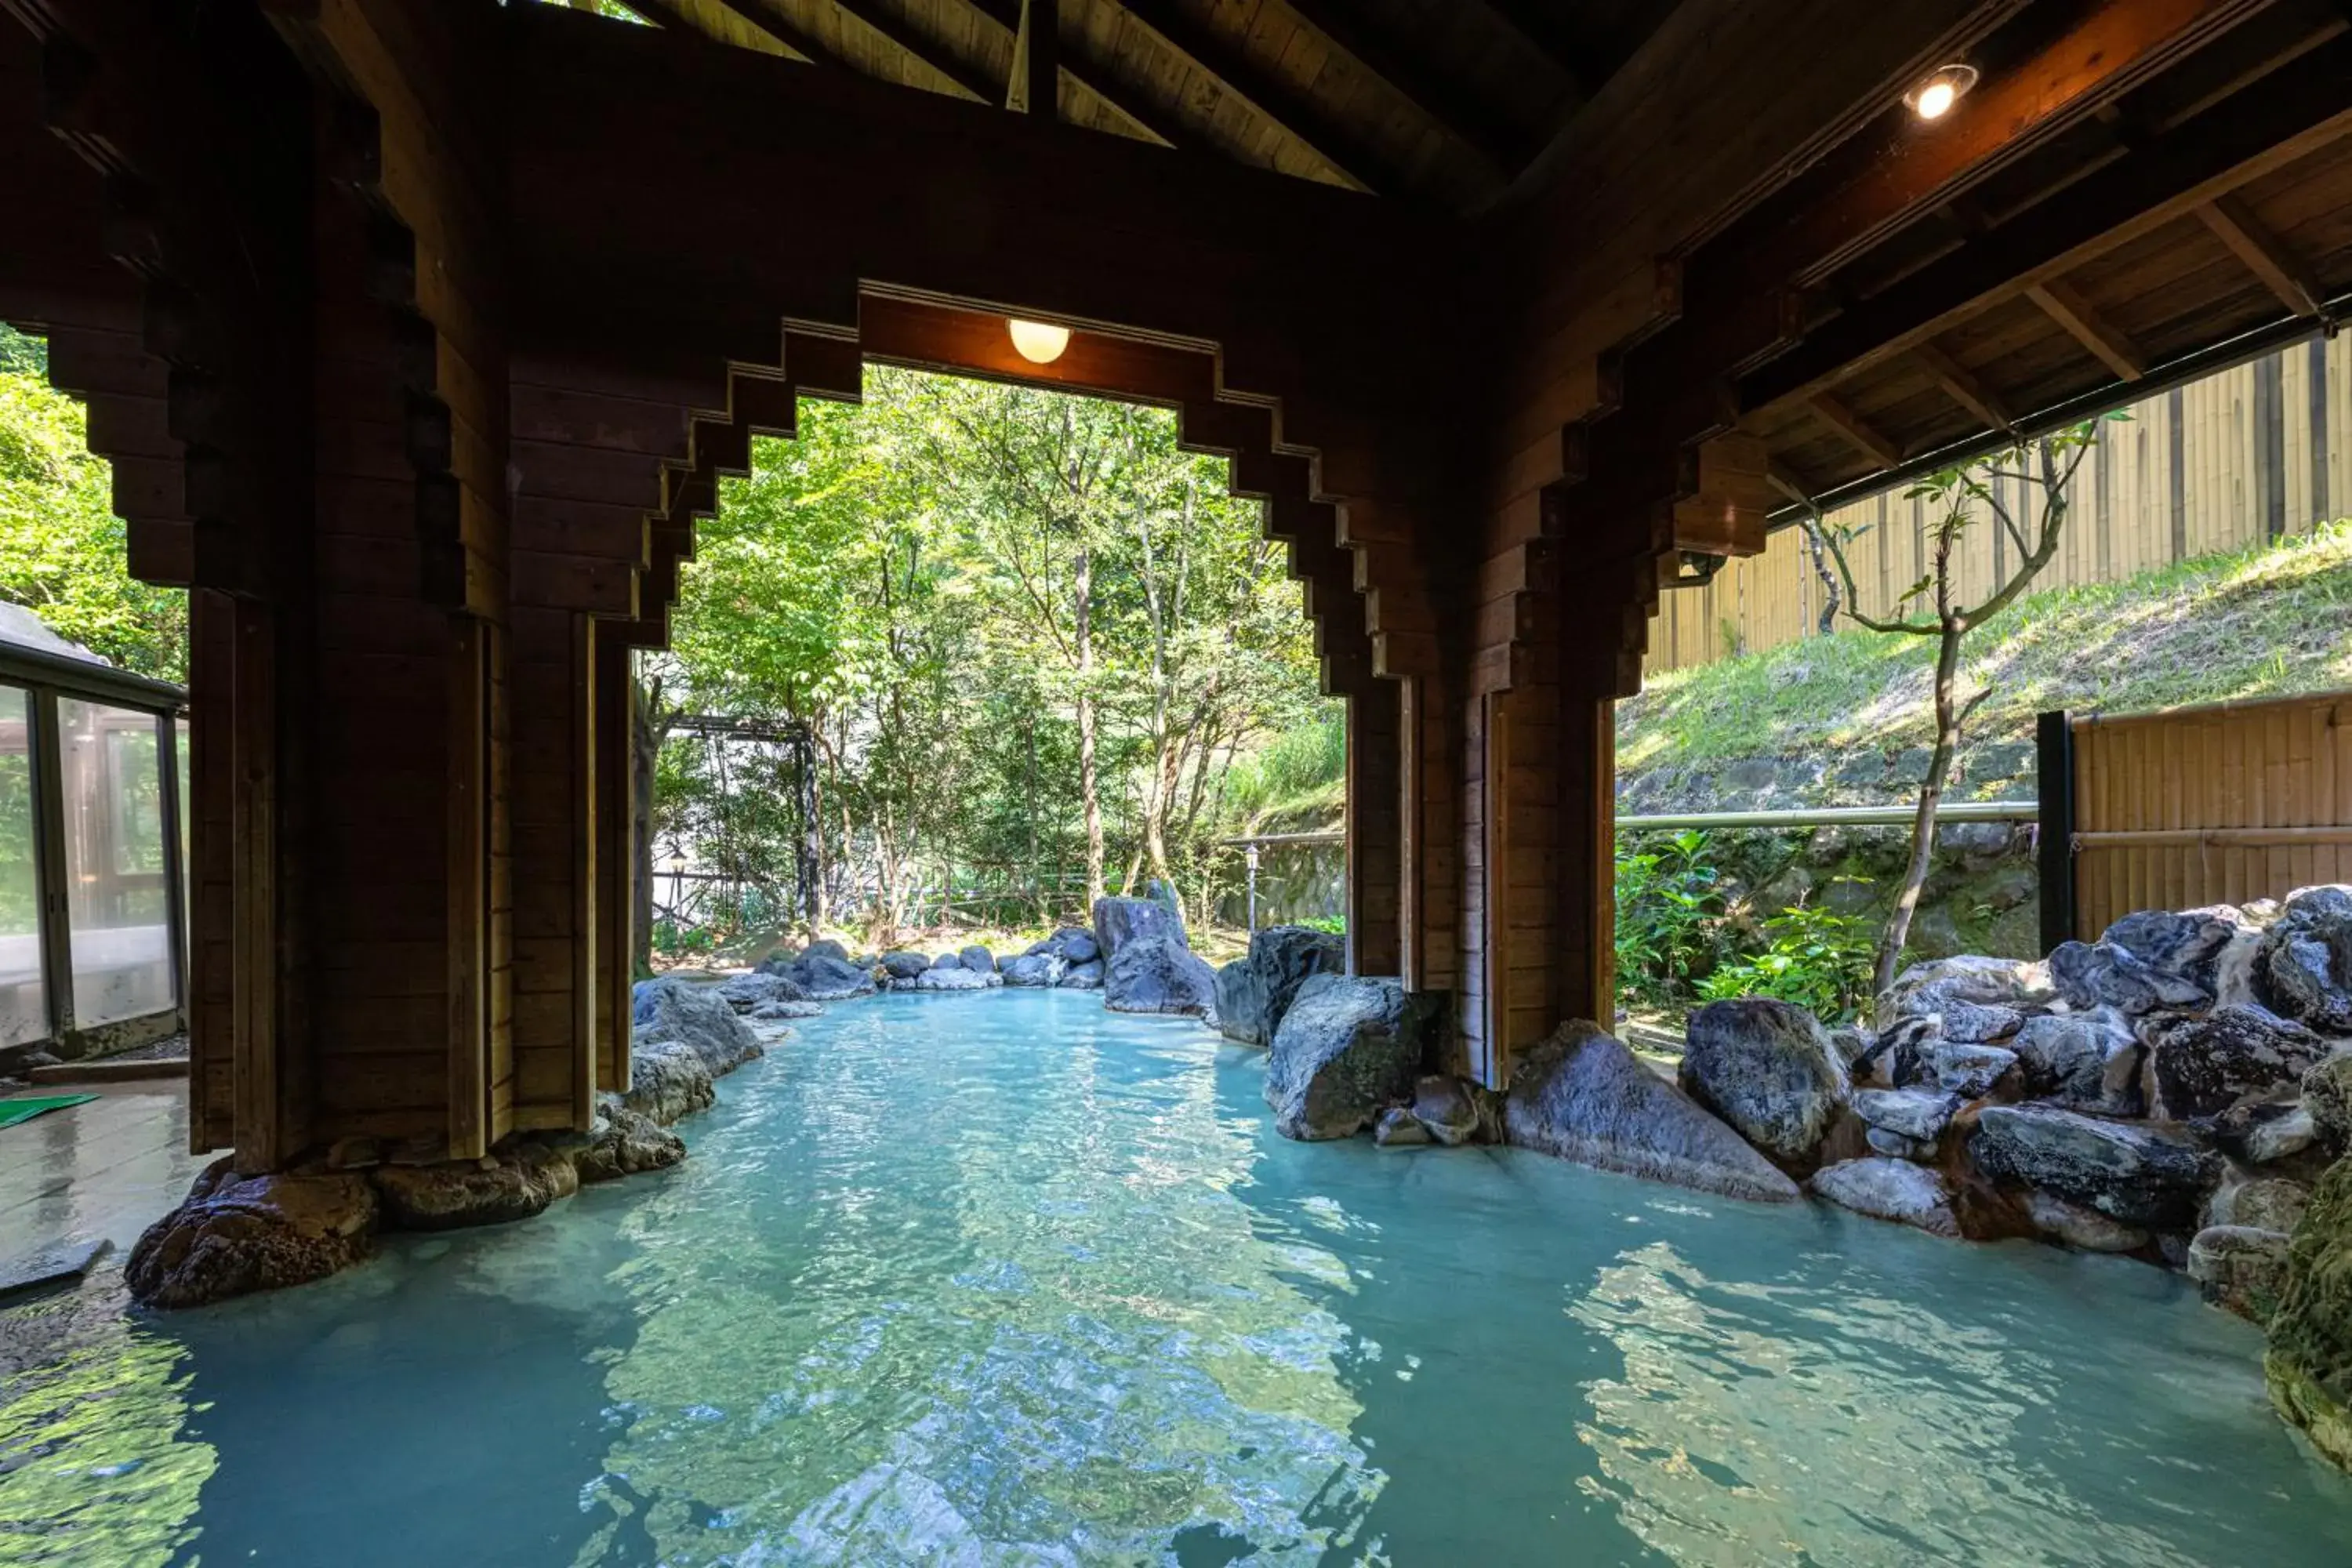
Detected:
left=1904, top=63, right=1980, bottom=122
left=1008, top=319, right=1072, bottom=365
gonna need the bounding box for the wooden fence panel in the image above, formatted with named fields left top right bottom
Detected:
left=2068, top=690, right=2352, bottom=938
left=1647, top=333, right=2351, bottom=677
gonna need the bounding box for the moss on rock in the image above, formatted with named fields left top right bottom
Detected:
left=2267, top=1155, right=2352, bottom=1470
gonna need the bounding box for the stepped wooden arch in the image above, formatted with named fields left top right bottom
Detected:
left=5, top=0, right=2350, bottom=1172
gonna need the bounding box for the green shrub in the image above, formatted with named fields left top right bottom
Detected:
left=1694, top=898, right=1875, bottom=1022
left=1614, top=829, right=1727, bottom=1007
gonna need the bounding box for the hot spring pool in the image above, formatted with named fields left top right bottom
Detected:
left=6, top=987, right=2352, bottom=1565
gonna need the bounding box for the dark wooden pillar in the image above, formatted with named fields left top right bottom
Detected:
left=1346, top=679, right=1404, bottom=976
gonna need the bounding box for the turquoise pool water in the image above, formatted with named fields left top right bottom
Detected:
left=6, top=987, right=2352, bottom=1565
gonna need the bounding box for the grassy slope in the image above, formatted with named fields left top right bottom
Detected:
left=1619, top=519, right=2352, bottom=777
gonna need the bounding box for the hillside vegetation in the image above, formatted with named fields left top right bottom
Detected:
left=1619, top=518, right=2352, bottom=783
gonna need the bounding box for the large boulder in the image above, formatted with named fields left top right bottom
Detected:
left=125, top=1161, right=379, bottom=1308
left=2190, top=1225, right=2292, bottom=1323
left=800, top=938, right=851, bottom=965
left=2048, top=938, right=2212, bottom=1016
left=913, top=964, right=994, bottom=992
left=1215, top=924, right=1345, bottom=1046
left=2104, top=906, right=2256, bottom=997
left=2256, top=885, right=2352, bottom=1035
left=1263, top=975, right=1441, bottom=1141
left=1001, top=953, right=1063, bottom=987
left=878, top=950, right=931, bottom=981
left=1970, top=1104, right=2217, bottom=1231
left=1504, top=1021, right=1802, bottom=1203
left=1852, top=1087, right=1958, bottom=1144
left=1093, top=895, right=1187, bottom=960
left=1809, top=1158, right=1962, bottom=1238
left=2140, top=1004, right=2328, bottom=1121
left=1103, top=935, right=1217, bottom=1016
left=2267, top=1155, right=2352, bottom=1470
left=572, top=1105, right=686, bottom=1184
left=2023, top=1189, right=2149, bottom=1253
left=790, top=952, right=879, bottom=1001
left=1031, top=927, right=1098, bottom=964
left=620, top=1036, right=717, bottom=1126
left=1409, top=1074, right=1490, bottom=1146
left=633, top=975, right=764, bottom=1076
left=1677, top=999, right=1849, bottom=1170
left=1876, top=955, right=2053, bottom=1029
left=372, top=1141, right=580, bottom=1232
left=2009, top=1011, right=2143, bottom=1115
left=1058, top=960, right=1105, bottom=991
left=2208, top=1175, right=2312, bottom=1235
left=958, top=944, right=997, bottom=976
left=717, top=968, right=811, bottom=1013
left=1924, top=1040, right=2018, bottom=1099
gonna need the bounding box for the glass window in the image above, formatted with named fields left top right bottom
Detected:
left=60, top=698, right=174, bottom=1026
left=0, top=685, right=44, bottom=1047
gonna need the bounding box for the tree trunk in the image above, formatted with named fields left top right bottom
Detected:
left=1876, top=617, right=1965, bottom=996
left=630, top=674, right=671, bottom=975
left=1076, top=545, right=1105, bottom=906
left=1801, top=514, right=1841, bottom=637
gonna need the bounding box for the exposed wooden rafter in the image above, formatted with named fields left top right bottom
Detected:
left=958, top=0, right=1192, bottom=149
left=1102, top=0, right=1390, bottom=193
left=1278, top=0, right=1529, bottom=176
left=827, top=0, right=1002, bottom=102
left=1911, top=338, right=2015, bottom=432
left=2024, top=278, right=2147, bottom=381
left=630, top=0, right=824, bottom=64
left=2197, top=192, right=2329, bottom=318
left=1809, top=391, right=1903, bottom=466
left=1469, top=0, right=1591, bottom=89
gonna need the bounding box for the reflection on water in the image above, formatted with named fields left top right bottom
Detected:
left=5, top=986, right=2351, bottom=1566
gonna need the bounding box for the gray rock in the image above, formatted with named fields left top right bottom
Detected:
left=1410, top=1074, right=1485, bottom=1146
left=1878, top=956, right=2054, bottom=1028
left=2256, top=885, right=2352, bottom=1034
left=755, top=946, right=800, bottom=975
left=0, top=1236, right=111, bottom=1301
left=1264, top=976, right=1442, bottom=1141
left=2189, top=1225, right=2292, bottom=1324
left=1504, top=1021, right=1802, bottom=1203
left=1967, top=739, right=2036, bottom=781
left=1058, top=960, right=1105, bottom=991
left=1002, top=953, right=1063, bottom=987
left=1093, top=895, right=1187, bottom=960
left=633, top=975, right=765, bottom=1076
left=125, top=1160, right=379, bottom=1308
left=879, top=950, right=931, bottom=980
left=2142, top=1004, right=2328, bottom=1121
left=1926, top=1040, right=2018, bottom=1099
left=2308, top=1054, right=2352, bottom=1155
left=372, top=1141, right=580, bottom=1232
left=1971, top=1105, right=2217, bottom=1231
left=1827, top=1024, right=1873, bottom=1069
left=2049, top=938, right=2212, bottom=1016
left=800, top=938, right=851, bottom=965
left=2104, top=906, right=2254, bottom=997
left=2010, top=1011, right=2143, bottom=1115
left=2245, top=1104, right=2318, bottom=1164
left=930, top=952, right=964, bottom=971
left=2023, top=1189, right=2149, bottom=1253
left=750, top=998, right=822, bottom=1021
left=1853, top=1087, right=1957, bottom=1142
left=1865, top=1127, right=1932, bottom=1160
left=1933, top=998, right=2027, bottom=1045
left=912, top=964, right=994, bottom=992
left=620, top=1037, right=717, bottom=1126
left=1677, top=998, right=1849, bottom=1170
left=1809, top=1158, right=1961, bottom=1237
left=2206, top=1176, right=2310, bottom=1236
left=1039, top=927, right=1098, bottom=964
left=958, top=944, right=996, bottom=975
left=1374, top=1106, right=1431, bottom=1147
left=572, top=1105, right=687, bottom=1185
left=1104, top=935, right=1218, bottom=1016
left=1215, top=924, right=1345, bottom=1046
left=717, top=968, right=812, bottom=1013
left=790, top=953, right=879, bottom=1000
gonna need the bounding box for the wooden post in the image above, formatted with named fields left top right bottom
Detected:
left=445, top=617, right=488, bottom=1160
left=1556, top=691, right=1616, bottom=1028
left=572, top=613, right=599, bottom=1128
left=1022, top=0, right=1058, bottom=121
left=28, top=688, right=74, bottom=1047
left=2037, top=708, right=2077, bottom=951
left=1345, top=680, right=1403, bottom=977
left=594, top=622, right=634, bottom=1096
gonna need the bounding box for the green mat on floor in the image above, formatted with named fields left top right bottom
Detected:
left=0, top=1094, right=98, bottom=1131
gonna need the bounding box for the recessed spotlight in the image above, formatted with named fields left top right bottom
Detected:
left=1904, top=64, right=1979, bottom=121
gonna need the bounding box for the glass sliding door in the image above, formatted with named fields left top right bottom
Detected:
left=58, top=696, right=174, bottom=1026
left=0, top=684, right=43, bottom=1047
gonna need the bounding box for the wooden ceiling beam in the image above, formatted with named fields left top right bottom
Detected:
left=1737, top=31, right=2352, bottom=413
left=2197, top=191, right=2329, bottom=318
left=633, top=0, right=826, bottom=64
left=1766, top=459, right=1819, bottom=506
left=2024, top=278, right=2147, bottom=381
left=957, top=0, right=1192, bottom=150
left=826, top=0, right=1002, bottom=103
left=1101, top=0, right=1392, bottom=194
left=1809, top=391, right=1904, bottom=466
left=1912, top=338, right=2016, bottom=432
left=1277, top=0, right=1530, bottom=176
left=1468, top=0, right=1591, bottom=91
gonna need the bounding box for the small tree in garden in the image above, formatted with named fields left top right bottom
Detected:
left=1818, top=417, right=2114, bottom=996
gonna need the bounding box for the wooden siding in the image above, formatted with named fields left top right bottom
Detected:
left=1648, top=335, right=2352, bottom=673
left=2070, top=689, right=2352, bottom=937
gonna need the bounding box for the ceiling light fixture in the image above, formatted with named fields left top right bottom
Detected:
left=1904, top=63, right=1979, bottom=122
left=1008, top=319, right=1071, bottom=365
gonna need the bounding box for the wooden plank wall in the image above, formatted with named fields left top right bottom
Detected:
left=1648, top=336, right=2352, bottom=673
left=2071, top=689, right=2352, bottom=935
